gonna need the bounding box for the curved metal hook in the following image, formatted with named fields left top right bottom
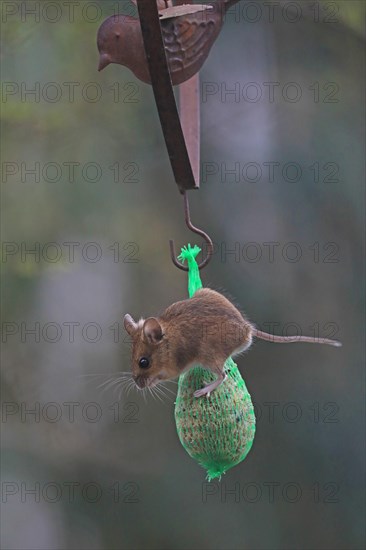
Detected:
left=169, top=192, right=213, bottom=271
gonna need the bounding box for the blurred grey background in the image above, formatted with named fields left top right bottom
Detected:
left=1, top=1, right=365, bottom=549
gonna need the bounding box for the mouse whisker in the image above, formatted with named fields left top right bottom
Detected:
left=146, top=386, right=153, bottom=402
left=118, top=378, right=136, bottom=396
left=151, top=385, right=164, bottom=403
left=158, top=382, right=176, bottom=396
left=148, top=386, right=159, bottom=403
left=112, top=379, right=125, bottom=398
left=154, top=384, right=172, bottom=404
left=97, top=378, right=123, bottom=391
left=127, top=379, right=136, bottom=398
left=157, top=384, right=172, bottom=403
left=111, top=377, right=136, bottom=401
left=80, top=371, right=132, bottom=378
left=125, top=378, right=135, bottom=392
left=119, top=380, right=133, bottom=402
left=96, top=376, right=132, bottom=397
left=82, top=372, right=132, bottom=389
left=152, top=386, right=163, bottom=404
left=154, top=383, right=170, bottom=398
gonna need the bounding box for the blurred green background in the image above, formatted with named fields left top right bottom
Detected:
left=1, top=1, right=365, bottom=549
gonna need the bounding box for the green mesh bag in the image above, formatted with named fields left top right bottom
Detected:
left=174, top=244, right=256, bottom=480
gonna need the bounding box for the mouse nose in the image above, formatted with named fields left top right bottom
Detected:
left=134, top=376, right=146, bottom=389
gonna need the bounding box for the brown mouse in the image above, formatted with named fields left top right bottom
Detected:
left=124, top=288, right=341, bottom=398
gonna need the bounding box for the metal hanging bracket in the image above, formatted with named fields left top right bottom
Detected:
left=136, top=0, right=199, bottom=193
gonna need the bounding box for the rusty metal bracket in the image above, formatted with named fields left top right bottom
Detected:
left=136, top=0, right=214, bottom=270
left=136, top=0, right=199, bottom=193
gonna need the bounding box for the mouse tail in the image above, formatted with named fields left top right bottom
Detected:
left=253, top=329, right=342, bottom=347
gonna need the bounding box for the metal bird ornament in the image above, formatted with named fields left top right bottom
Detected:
left=97, top=0, right=240, bottom=86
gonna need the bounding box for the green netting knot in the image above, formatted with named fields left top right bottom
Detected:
left=174, top=244, right=256, bottom=480
left=177, top=244, right=202, bottom=298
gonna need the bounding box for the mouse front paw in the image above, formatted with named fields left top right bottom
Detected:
left=194, top=379, right=218, bottom=398
left=193, top=373, right=227, bottom=398
left=193, top=386, right=212, bottom=398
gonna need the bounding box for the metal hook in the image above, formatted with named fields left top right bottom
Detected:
left=169, top=192, right=213, bottom=271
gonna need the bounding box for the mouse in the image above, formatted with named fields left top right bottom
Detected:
left=123, top=288, right=342, bottom=398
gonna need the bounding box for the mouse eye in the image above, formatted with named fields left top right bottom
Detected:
left=138, top=357, right=150, bottom=369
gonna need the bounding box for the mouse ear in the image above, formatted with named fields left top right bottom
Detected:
left=143, top=317, right=163, bottom=345
left=124, top=314, right=138, bottom=336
